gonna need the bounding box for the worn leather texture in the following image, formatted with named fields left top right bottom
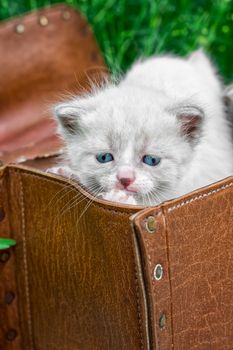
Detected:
left=0, top=4, right=107, bottom=164
left=0, top=164, right=232, bottom=350
left=0, top=165, right=147, bottom=350
left=132, top=176, right=233, bottom=350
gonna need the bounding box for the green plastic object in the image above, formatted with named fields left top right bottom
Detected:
left=0, top=238, right=16, bottom=250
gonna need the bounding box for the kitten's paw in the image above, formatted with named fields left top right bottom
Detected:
left=46, top=166, right=79, bottom=181
left=103, top=190, right=137, bottom=205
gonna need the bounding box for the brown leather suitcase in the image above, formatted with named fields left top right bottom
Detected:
left=0, top=165, right=232, bottom=349
left=0, top=4, right=107, bottom=164
left=0, top=5, right=233, bottom=350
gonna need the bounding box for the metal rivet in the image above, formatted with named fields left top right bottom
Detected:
left=39, top=16, right=48, bottom=27
left=62, top=11, right=71, bottom=20
left=15, top=24, right=25, bottom=34
left=5, top=291, right=15, bottom=305
left=0, top=251, right=10, bottom=263
left=159, top=313, right=166, bottom=329
left=6, top=329, right=17, bottom=341
left=154, top=264, right=163, bottom=280
left=145, top=216, right=156, bottom=233
left=0, top=208, right=5, bottom=221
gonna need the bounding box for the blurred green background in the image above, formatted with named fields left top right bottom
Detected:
left=0, top=0, right=232, bottom=82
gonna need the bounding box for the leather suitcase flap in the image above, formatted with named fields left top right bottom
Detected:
left=131, top=176, right=233, bottom=350
left=0, top=165, right=150, bottom=350
left=1, top=164, right=232, bottom=349
left=0, top=5, right=107, bottom=164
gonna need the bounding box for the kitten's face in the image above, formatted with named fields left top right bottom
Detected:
left=55, top=87, right=201, bottom=205
left=53, top=50, right=227, bottom=205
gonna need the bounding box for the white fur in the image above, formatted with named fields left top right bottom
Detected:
left=54, top=51, right=233, bottom=206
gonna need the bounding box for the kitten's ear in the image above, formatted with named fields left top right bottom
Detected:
left=188, top=49, right=221, bottom=93
left=54, top=103, right=80, bottom=135
left=188, top=49, right=211, bottom=67
left=54, top=96, right=96, bottom=136
left=176, top=107, right=203, bottom=143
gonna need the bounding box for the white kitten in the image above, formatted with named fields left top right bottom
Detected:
left=54, top=50, right=233, bottom=206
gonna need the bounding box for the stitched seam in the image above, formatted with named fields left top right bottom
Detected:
left=132, top=224, right=153, bottom=350
left=10, top=169, right=232, bottom=215
left=19, top=175, right=34, bottom=349
left=162, top=209, right=175, bottom=349
left=143, top=235, right=159, bottom=350
left=167, top=182, right=233, bottom=212
left=133, top=261, right=144, bottom=349
left=10, top=170, right=137, bottom=217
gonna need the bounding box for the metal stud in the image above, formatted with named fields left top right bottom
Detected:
left=62, top=11, right=71, bottom=21
left=154, top=264, right=163, bottom=281
left=145, top=216, right=156, bottom=233
left=39, top=16, right=48, bottom=27
left=159, top=313, right=166, bottom=329
left=15, top=24, right=25, bottom=34
left=0, top=251, right=10, bottom=263
left=6, top=329, right=17, bottom=341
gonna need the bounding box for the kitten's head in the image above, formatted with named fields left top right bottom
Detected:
left=54, top=50, right=221, bottom=205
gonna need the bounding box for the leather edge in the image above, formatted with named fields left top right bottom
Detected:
left=5, top=164, right=144, bottom=213
left=130, top=216, right=152, bottom=350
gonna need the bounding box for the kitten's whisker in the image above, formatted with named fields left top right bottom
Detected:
left=75, top=187, right=104, bottom=226
left=156, top=188, right=169, bottom=202
left=145, top=192, right=152, bottom=207
left=59, top=184, right=101, bottom=216
left=60, top=194, right=85, bottom=215
left=149, top=190, right=163, bottom=205
left=148, top=191, right=155, bottom=207
left=157, top=185, right=171, bottom=193
left=46, top=182, right=76, bottom=210
left=59, top=192, right=86, bottom=216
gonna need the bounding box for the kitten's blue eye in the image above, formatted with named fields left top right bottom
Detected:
left=96, top=153, right=114, bottom=163
left=142, top=155, right=161, bottom=166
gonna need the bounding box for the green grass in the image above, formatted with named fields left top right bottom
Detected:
left=0, top=0, right=233, bottom=82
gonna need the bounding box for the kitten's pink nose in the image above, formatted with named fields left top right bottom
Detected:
left=117, top=168, right=136, bottom=188
left=119, top=177, right=133, bottom=187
